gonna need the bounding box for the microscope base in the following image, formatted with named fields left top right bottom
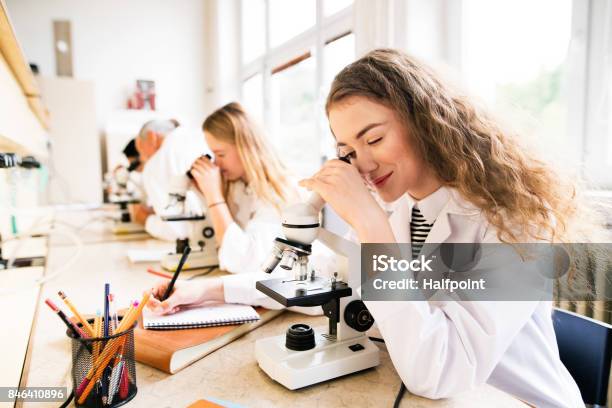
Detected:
left=111, top=222, right=146, bottom=235
left=255, top=328, right=380, bottom=390
left=161, top=251, right=218, bottom=271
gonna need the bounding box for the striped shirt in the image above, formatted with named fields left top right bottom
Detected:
left=410, top=206, right=434, bottom=258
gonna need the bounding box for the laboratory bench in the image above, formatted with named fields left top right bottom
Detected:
left=5, top=209, right=527, bottom=408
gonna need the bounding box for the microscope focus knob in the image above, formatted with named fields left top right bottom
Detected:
left=202, top=227, right=214, bottom=239
left=285, top=323, right=315, bottom=351
left=344, top=300, right=374, bottom=332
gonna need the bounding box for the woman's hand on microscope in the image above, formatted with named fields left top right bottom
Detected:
left=145, top=278, right=224, bottom=315
left=190, top=155, right=224, bottom=203
left=299, top=159, right=393, bottom=243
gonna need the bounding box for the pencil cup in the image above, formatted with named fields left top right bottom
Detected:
left=67, top=317, right=138, bottom=407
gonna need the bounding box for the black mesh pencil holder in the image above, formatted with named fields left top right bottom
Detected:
left=66, top=318, right=138, bottom=408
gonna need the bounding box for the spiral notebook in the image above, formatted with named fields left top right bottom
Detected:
left=143, top=303, right=260, bottom=330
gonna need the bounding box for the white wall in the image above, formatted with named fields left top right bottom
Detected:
left=39, top=76, right=101, bottom=204
left=6, top=0, right=209, bottom=130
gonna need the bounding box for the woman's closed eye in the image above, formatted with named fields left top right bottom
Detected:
left=367, top=136, right=383, bottom=145
left=338, top=150, right=356, bottom=161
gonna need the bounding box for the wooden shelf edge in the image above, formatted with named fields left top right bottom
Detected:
left=27, top=96, right=50, bottom=130
left=0, top=0, right=49, bottom=130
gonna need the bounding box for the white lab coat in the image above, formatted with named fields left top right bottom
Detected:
left=141, top=126, right=209, bottom=240
left=363, top=188, right=583, bottom=408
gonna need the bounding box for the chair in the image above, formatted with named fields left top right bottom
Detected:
left=552, top=308, right=612, bottom=407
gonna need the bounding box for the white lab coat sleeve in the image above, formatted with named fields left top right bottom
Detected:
left=365, top=300, right=539, bottom=398
left=217, top=217, right=280, bottom=275
left=144, top=215, right=179, bottom=242
left=364, top=228, right=542, bottom=399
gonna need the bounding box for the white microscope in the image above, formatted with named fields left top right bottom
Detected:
left=255, top=191, right=380, bottom=390
left=104, top=166, right=146, bottom=234
left=159, top=169, right=218, bottom=271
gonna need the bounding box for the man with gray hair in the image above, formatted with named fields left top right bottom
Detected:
left=135, top=119, right=180, bottom=164
left=128, top=119, right=179, bottom=227
left=130, top=118, right=210, bottom=240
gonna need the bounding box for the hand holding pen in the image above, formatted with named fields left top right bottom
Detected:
left=146, top=246, right=195, bottom=315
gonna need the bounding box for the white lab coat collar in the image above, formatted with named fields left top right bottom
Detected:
left=404, top=186, right=451, bottom=225
left=387, top=186, right=481, bottom=246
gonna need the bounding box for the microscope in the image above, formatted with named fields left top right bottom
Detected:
left=255, top=191, right=380, bottom=390
left=104, top=166, right=146, bottom=234
left=159, top=171, right=218, bottom=271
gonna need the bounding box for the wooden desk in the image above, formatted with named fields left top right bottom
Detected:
left=1, top=266, right=44, bottom=408
left=19, top=213, right=527, bottom=408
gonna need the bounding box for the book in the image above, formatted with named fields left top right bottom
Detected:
left=187, top=397, right=244, bottom=408
left=142, top=303, right=260, bottom=330
left=134, top=307, right=283, bottom=374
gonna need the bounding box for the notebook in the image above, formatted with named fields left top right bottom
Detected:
left=143, top=303, right=260, bottom=330
left=134, top=307, right=284, bottom=373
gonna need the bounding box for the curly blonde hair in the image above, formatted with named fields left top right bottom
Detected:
left=326, top=48, right=604, bottom=245
left=326, top=49, right=612, bottom=305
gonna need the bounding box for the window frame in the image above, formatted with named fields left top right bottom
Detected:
left=237, top=0, right=354, bottom=166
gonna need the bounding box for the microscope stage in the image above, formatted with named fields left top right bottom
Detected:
left=256, top=277, right=351, bottom=307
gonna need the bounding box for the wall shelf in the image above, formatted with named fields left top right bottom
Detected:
left=0, top=0, right=49, bottom=158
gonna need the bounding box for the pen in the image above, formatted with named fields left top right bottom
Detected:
left=161, top=245, right=191, bottom=301
left=107, top=343, right=125, bottom=405
left=109, top=293, right=119, bottom=333
left=119, top=360, right=129, bottom=400
left=104, top=283, right=110, bottom=338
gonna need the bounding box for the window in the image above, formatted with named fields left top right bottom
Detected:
left=242, top=73, right=264, bottom=124
left=240, top=0, right=265, bottom=63
left=239, top=0, right=354, bottom=179
left=321, top=32, right=355, bottom=159
left=269, top=0, right=316, bottom=48
left=324, top=0, right=353, bottom=17
left=461, top=0, right=573, bottom=167
left=270, top=54, right=318, bottom=177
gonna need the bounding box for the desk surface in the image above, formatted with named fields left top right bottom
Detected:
left=49, top=208, right=151, bottom=246
left=19, top=214, right=527, bottom=408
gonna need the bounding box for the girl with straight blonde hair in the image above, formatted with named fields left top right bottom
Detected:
left=297, top=49, right=600, bottom=407
left=146, top=102, right=303, bottom=312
